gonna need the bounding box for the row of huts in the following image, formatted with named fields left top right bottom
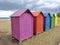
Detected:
left=10, top=9, right=58, bottom=42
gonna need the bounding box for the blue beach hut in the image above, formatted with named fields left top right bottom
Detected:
left=43, top=12, right=50, bottom=31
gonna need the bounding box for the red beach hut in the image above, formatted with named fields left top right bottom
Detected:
left=11, top=9, right=33, bottom=42
left=32, top=12, right=44, bottom=35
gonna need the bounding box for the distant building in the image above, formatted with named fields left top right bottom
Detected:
left=57, top=13, right=60, bottom=17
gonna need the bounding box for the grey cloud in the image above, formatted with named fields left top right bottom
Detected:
left=0, top=0, right=60, bottom=13
left=0, top=1, right=25, bottom=10
left=0, top=0, right=38, bottom=10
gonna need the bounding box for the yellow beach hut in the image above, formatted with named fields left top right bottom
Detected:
left=54, top=13, right=58, bottom=26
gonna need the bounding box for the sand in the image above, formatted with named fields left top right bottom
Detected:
left=0, top=18, right=60, bottom=45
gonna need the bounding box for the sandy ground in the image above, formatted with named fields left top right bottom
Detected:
left=0, top=18, right=60, bottom=45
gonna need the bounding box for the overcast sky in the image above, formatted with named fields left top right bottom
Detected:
left=0, top=0, right=60, bottom=18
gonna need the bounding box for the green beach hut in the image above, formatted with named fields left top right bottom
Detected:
left=49, top=13, right=55, bottom=28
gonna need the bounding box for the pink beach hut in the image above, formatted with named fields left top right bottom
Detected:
left=11, top=9, right=33, bottom=42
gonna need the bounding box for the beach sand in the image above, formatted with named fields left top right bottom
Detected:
left=0, top=18, right=60, bottom=45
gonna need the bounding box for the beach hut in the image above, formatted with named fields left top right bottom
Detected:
left=43, top=13, right=50, bottom=31
left=11, top=9, right=33, bottom=42
left=32, top=12, right=44, bottom=35
left=49, top=13, right=54, bottom=28
left=49, top=13, right=55, bottom=28
left=54, top=13, right=58, bottom=26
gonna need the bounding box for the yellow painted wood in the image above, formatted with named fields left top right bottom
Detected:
left=54, top=14, right=58, bottom=26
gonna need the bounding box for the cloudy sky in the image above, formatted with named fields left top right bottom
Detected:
left=0, top=0, right=60, bottom=18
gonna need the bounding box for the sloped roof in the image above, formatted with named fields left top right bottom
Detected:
left=43, top=12, right=49, bottom=17
left=11, top=9, right=32, bottom=17
left=54, top=13, right=58, bottom=17
left=49, top=13, right=54, bottom=17
left=32, top=12, right=43, bottom=17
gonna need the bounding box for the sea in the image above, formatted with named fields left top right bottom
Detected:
left=0, top=18, right=10, bottom=21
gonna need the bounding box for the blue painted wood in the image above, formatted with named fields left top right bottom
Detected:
left=43, top=13, right=50, bottom=31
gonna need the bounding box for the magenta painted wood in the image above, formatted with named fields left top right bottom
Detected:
left=11, top=9, right=33, bottom=42
left=11, top=17, right=20, bottom=40
left=20, top=13, right=33, bottom=41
